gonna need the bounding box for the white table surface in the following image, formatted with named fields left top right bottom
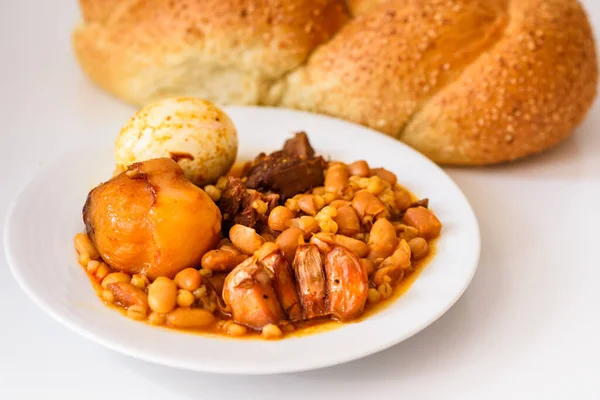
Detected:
left=1, top=1, right=599, bottom=398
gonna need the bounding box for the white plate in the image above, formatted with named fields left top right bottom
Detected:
left=4, top=106, right=480, bottom=375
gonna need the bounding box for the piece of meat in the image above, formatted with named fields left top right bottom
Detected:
left=283, top=132, right=315, bottom=159
left=218, top=177, right=280, bottom=231
left=409, top=198, right=429, bottom=209
left=219, top=177, right=245, bottom=222
left=245, top=152, right=327, bottom=199
left=243, top=133, right=327, bottom=200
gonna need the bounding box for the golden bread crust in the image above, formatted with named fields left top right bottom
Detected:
left=73, top=0, right=598, bottom=165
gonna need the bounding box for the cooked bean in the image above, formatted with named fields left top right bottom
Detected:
left=297, top=194, right=325, bottom=216
left=367, top=218, right=397, bottom=261
left=166, top=308, right=216, bottom=329
left=276, top=227, right=305, bottom=264
left=348, top=160, right=370, bottom=177
left=85, top=260, right=100, bottom=274
left=334, top=235, right=369, bottom=258
left=74, top=233, right=99, bottom=260
left=334, top=205, right=361, bottom=236
left=255, top=242, right=279, bottom=261
left=325, top=163, right=349, bottom=192
left=268, top=206, right=295, bottom=231
left=101, top=289, right=115, bottom=303
left=148, top=277, right=178, bottom=313
left=108, top=282, right=148, bottom=309
left=78, top=253, right=91, bottom=267
left=409, top=237, right=429, bottom=260
left=352, top=191, right=387, bottom=221
left=402, top=207, right=442, bottom=239
left=94, top=263, right=111, bottom=281
left=174, top=268, right=202, bottom=291
left=201, top=247, right=249, bottom=272
left=229, top=224, right=266, bottom=255
left=371, top=168, right=398, bottom=186
left=394, top=188, right=413, bottom=212
left=101, top=272, right=131, bottom=288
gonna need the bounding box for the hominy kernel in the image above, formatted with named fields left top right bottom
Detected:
left=323, top=192, right=338, bottom=204
left=216, top=176, right=228, bottom=190
left=226, top=323, right=248, bottom=336
left=378, top=283, right=393, bottom=299
left=262, top=324, right=283, bottom=339
left=148, top=311, right=166, bottom=326
left=367, top=288, right=381, bottom=304
left=193, top=285, right=207, bottom=299
left=74, top=233, right=99, bottom=260
left=176, top=289, right=195, bottom=308
left=285, top=198, right=300, bottom=212
left=367, top=176, right=387, bottom=196
left=252, top=199, right=268, bottom=214
left=131, top=274, right=150, bottom=289
left=101, top=272, right=131, bottom=288
left=127, top=305, right=147, bottom=321
left=203, top=185, right=222, bottom=202
left=199, top=268, right=213, bottom=277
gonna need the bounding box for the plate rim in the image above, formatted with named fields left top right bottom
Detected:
left=4, top=106, right=481, bottom=375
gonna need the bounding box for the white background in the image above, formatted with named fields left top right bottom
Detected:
left=1, top=1, right=598, bottom=398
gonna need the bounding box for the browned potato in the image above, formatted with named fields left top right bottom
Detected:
left=83, top=158, right=221, bottom=280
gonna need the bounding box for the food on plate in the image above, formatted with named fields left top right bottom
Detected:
left=82, top=158, right=221, bottom=280
left=115, top=97, right=237, bottom=186
left=75, top=122, right=442, bottom=339
left=73, top=0, right=597, bottom=165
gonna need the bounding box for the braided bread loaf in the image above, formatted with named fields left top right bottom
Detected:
left=72, top=0, right=597, bottom=165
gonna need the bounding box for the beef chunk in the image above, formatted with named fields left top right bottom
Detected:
left=244, top=133, right=326, bottom=200
left=409, top=198, right=429, bottom=209
left=245, top=152, right=326, bottom=199
left=218, top=177, right=280, bottom=231
left=283, top=131, right=315, bottom=159
left=219, top=177, right=245, bottom=222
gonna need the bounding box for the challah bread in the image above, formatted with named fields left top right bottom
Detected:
left=73, top=0, right=348, bottom=106
left=72, top=0, right=598, bottom=165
